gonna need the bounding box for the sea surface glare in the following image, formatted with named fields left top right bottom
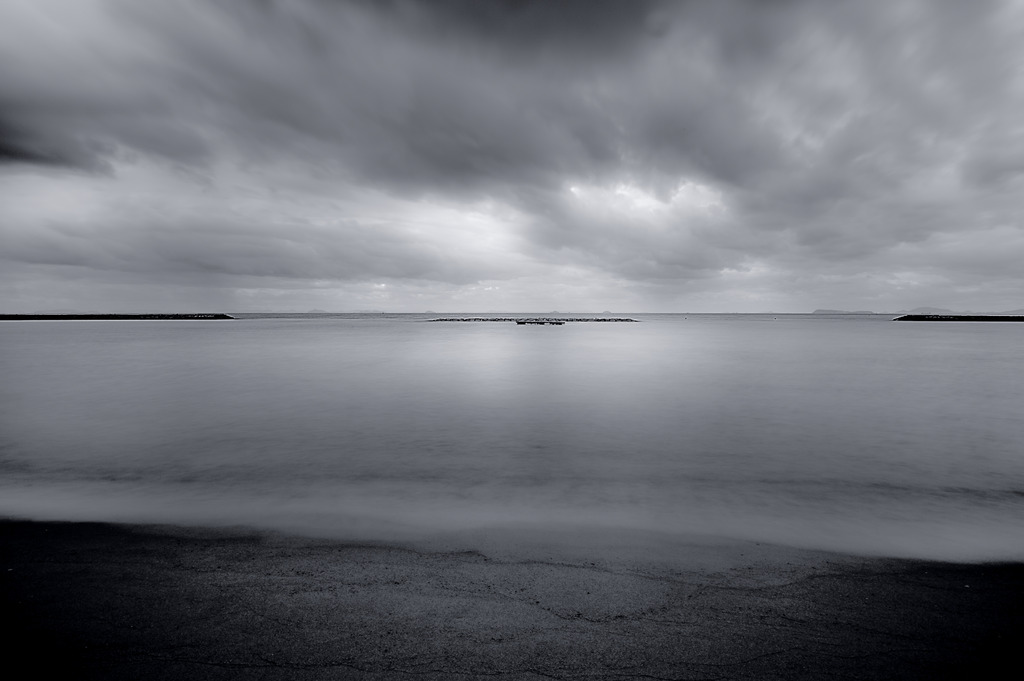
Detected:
left=2, top=313, right=1023, bottom=562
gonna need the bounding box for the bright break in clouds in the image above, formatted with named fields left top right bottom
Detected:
left=2, top=0, right=1024, bottom=312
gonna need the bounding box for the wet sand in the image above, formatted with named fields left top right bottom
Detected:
left=2, top=519, right=1020, bottom=680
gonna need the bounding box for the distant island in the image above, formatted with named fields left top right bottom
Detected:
left=0, top=313, right=234, bottom=321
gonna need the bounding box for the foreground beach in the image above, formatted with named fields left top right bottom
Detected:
left=2, top=520, right=1020, bottom=680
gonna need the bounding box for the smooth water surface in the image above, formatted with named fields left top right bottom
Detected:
left=2, top=314, right=1023, bottom=560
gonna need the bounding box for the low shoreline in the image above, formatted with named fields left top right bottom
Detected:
left=894, top=314, right=1024, bottom=322
left=0, top=313, right=234, bottom=320
left=2, top=519, right=1021, bottom=680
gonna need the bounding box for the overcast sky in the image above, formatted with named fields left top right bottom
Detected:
left=3, top=0, right=1024, bottom=312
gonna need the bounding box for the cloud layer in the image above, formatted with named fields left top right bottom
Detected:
left=3, top=0, right=1024, bottom=312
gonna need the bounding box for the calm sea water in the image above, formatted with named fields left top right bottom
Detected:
left=2, top=313, right=1023, bottom=561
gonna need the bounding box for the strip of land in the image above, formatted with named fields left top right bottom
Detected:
left=894, top=314, right=1024, bottom=322
left=2, top=519, right=1020, bottom=680
left=0, top=313, right=234, bottom=320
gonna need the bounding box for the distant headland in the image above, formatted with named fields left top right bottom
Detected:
left=0, top=313, right=234, bottom=321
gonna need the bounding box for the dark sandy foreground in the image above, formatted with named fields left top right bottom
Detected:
left=2, top=520, right=1021, bottom=680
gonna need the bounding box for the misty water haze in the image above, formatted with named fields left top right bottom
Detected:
left=2, top=314, right=1022, bottom=562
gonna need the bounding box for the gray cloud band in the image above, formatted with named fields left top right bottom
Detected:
left=2, top=0, right=1022, bottom=311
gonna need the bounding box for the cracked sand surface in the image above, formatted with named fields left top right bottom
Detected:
left=2, top=521, right=1020, bottom=680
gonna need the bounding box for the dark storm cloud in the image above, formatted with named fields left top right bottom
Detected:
left=0, top=116, right=112, bottom=170
left=0, top=119, right=57, bottom=165
left=2, top=0, right=664, bottom=183
left=2, top=0, right=1024, bottom=310
left=361, top=0, right=670, bottom=55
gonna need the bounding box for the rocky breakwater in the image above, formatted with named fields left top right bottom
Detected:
left=428, top=317, right=638, bottom=323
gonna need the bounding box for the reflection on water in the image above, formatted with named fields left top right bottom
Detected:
left=2, top=314, right=1024, bottom=561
